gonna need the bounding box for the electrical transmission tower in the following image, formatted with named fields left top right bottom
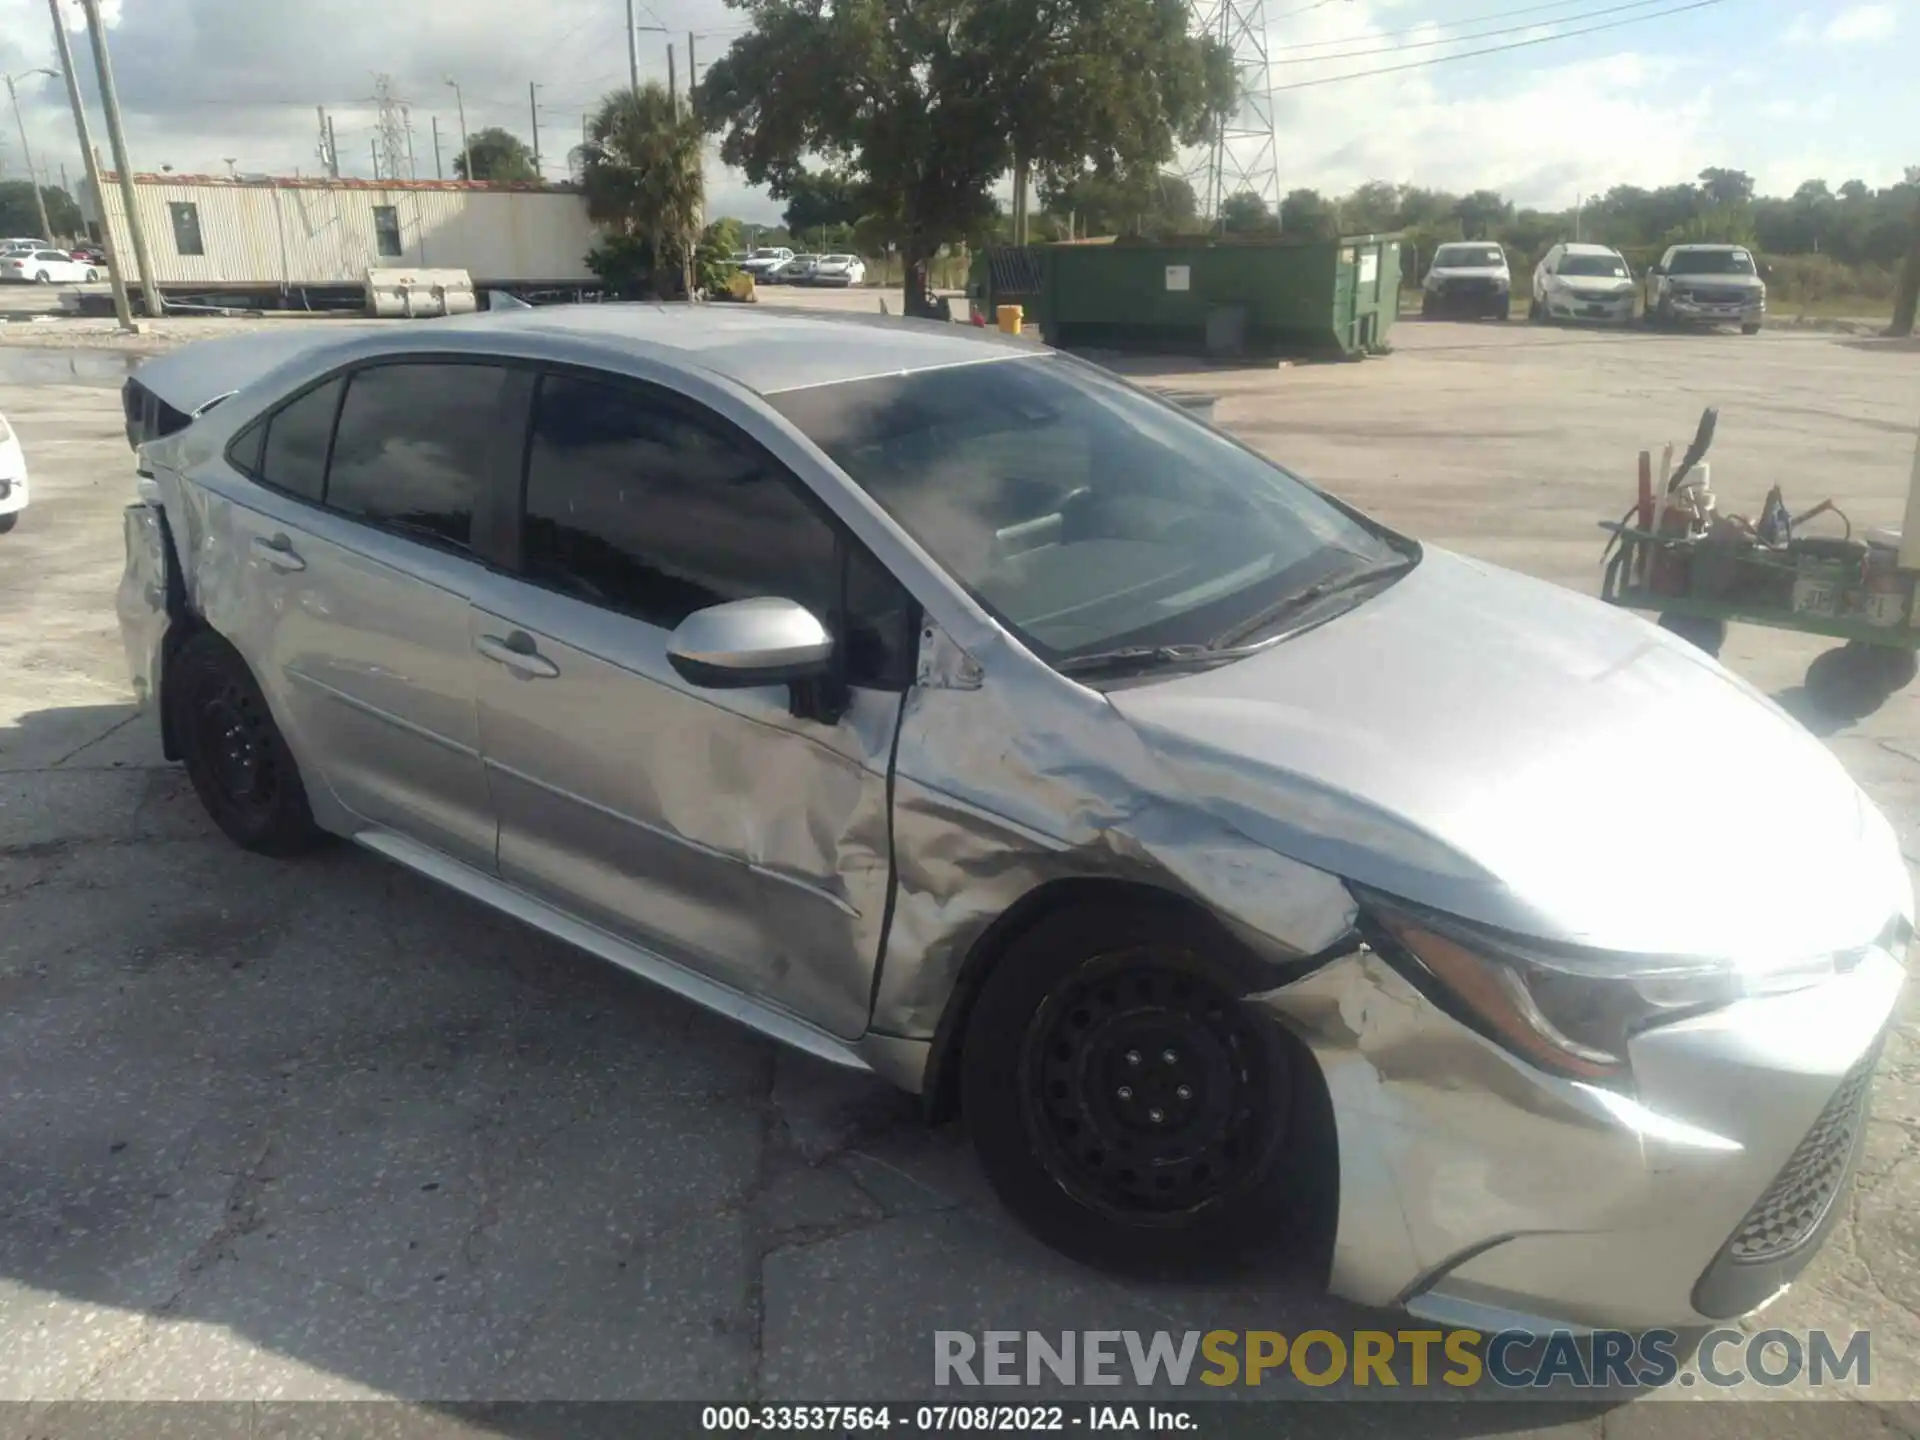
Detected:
left=1188, top=0, right=1280, bottom=225
left=372, top=74, right=411, bottom=180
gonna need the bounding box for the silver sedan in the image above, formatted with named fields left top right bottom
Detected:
left=118, top=307, right=1909, bottom=1334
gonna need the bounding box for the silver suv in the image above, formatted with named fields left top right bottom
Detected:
left=1645, top=244, right=1767, bottom=333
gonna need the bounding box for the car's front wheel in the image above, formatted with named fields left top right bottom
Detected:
left=961, top=901, right=1322, bottom=1274
left=169, top=629, right=327, bottom=856
left=33, top=271, right=49, bottom=284
left=0, top=513, right=17, bottom=534
left=84, top=268, right=98, bottom=282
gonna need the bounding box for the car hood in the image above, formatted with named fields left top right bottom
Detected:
left=1108, top=549, right=1910, bottom=962
left=1429, top=265, right=1508, bottom=282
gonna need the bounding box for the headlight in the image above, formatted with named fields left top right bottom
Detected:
left=1362, top=890, right=1878, bottom=1082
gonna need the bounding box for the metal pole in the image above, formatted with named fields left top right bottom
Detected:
left=668, top=43, right=677, bottom=116
left=529, top=82, right=541, bottom=177
left=431, top=115, right=442, bottom=179
left=626, top=0, right=641, bottom=89
left=45, top=7, right=129, bottom=324
left=688, top=32, right=697, bottom=117
left=405, top=110, right=417, bottom=180
left=370, top=139, right=380, bottom=180
left=76, top=0, right=162, bottom=316
left=5, top=75, right=55, bottom=241
left=448, top=81, right=469, bottom=181
left=326, top=115, right=339, bottom=178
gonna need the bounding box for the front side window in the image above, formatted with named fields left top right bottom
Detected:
left=522, top=373, right=839, bottom=630
left=169, top=202, right=204, bottom=257
left=769, top=356, right=1406, bottom=660
left=372, top=205, right=403, bottom=258
left=252, top=378, right=344, bottom=502
left=326, top=362, right=518, bottom=552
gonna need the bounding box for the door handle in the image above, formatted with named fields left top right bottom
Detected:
left=251, top=532, right=306, bottom=572
left=476, top=631, right=560, bottom=679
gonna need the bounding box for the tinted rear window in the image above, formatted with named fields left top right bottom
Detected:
left=325, top=362, right=518, bottom=552
left=256, top=379, right=343, bottom=501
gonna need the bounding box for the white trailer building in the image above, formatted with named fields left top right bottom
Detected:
left=84, top=173, right=601, bottom=305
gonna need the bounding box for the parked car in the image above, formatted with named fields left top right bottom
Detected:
left=770, top=254, right=820, bottom=285
left=119, top=310, right=1909, bottom=1334
left=0, top=248, right=100, bottom=284
left=0, top=407, right=26, bottom=534
left=808, top=254, right=866, bottom=287
left=1420, top=242, right=1511, bottom=319
left=1645, top=244, right=1767, bottom=333
left=3, top=236, right=49, bottom=252
left=1530, top=242, right=1636, bottom=325
left=71, top=245, right=108, bottom=265
left=737, top=247, right=795, bottom=281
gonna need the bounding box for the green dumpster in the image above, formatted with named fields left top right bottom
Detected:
left=966, top=233, right=1401, bottom=359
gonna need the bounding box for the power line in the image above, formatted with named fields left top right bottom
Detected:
left=1275, top=0, right=1657, bottom=48
left=1274, top=0, right=1692, bottom=63
left=1271, top=0, right=1728, bottom=90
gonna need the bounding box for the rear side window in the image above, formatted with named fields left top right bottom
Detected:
left=255, top=378, right=343, bottom=502
left=326, top=362, right=518, bottom=553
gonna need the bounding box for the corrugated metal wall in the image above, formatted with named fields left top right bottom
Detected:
left=95, top=178, right=600, bottom=288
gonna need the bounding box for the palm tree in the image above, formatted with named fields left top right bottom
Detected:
left=575, top=83, right=705, bottom=300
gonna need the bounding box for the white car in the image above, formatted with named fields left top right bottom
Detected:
left=1419, top=242, right=1511, bottom=319
left=771, top=254, right=820, bottom=284
left=1530, top=242, right=1636, bottom=325
left=737, top=247, right=795, bottom=281
left=809, top=254, right=866, bottom=287
left=0, top=409, right=27, bottom=534
left=0, top=248, right=99, bottom=285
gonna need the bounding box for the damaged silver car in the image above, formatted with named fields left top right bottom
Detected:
left=118, top=307, right=1911, bottom=1335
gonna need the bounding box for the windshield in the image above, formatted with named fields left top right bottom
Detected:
left=751, top=249, right=784, bottom=259
left=1670, top=249, right=1755, bottom=276
left=769, top=356, right=1407, bottom=661
left=1559, top=254, right=1628, bottom=278
left=1434, top=245, right=1503, bottom=268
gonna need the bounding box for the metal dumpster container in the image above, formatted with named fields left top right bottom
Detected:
left=969, top=234, right=1400, bottom=359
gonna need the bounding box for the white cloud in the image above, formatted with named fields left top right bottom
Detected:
left=1822, top=4, right=1898, bottom=42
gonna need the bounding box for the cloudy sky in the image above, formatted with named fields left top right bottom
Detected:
left=0, top=0, right=1908, bottom=219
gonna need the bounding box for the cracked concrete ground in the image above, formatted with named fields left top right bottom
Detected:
left=4, top=317, right=1920, bottom=1436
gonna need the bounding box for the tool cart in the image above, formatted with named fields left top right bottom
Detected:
left=1600, top=406, right=1920, bottom=716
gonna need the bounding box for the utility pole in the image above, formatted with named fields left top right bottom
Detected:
left=528, top=82, right=541, bottom=178
left=327, top=115, right=340, bottom=178
left=4, top=71, right=57, bottom=242
left=404, top=109, right=417, bottom=180
left=445, top=78, right=469, bottom=181
left=668, top=43, right=677, bottom=116
left=59, top=161, right=68, bottom=197
left=45, top=0, right=131, bottom=329
left=76, top=0, right=163, bottom=317
left=626, top=0, right=642, bottom=89
left=316, top=105, right=337, bottom=177
left=687, top=32, right=697, bottom=116
left=373, top=75, right=408, bottom=183
left=431, top=115, right=442, bottom=179
left=370, top=139, right=380, bottom=181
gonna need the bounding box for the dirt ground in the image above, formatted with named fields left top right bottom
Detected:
left=4, top=305, right=1920, bottom=1433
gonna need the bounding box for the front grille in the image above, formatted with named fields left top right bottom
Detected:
left=1723, top=1047, right=1878, bottom=1265
left=1687, top=287, right=1748, bottom=304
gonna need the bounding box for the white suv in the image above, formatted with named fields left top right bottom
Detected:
left=1531, top=242, right=1635, bottom=325
left=1645, top=244, right=1767, bottom=333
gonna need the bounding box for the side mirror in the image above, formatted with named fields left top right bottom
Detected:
left=667, top=597, right=834, bottom=690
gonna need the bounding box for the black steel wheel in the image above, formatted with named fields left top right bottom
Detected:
left=961, top=901, right=1327, bottom=1274
left=0, top=512, right=16, bottom=534
left=170, top=629, right=326, bottom=856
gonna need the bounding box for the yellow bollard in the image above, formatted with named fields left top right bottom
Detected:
left=996, top=304, right=1024, bottom=335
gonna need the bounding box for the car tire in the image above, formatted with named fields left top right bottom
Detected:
left=960, top=900, right=1324, bottom=1275
left=169, top=629, right=328, bottom=857
left=1741, top=322, right=1762, bottom=335
left=1657, top=612, right=1726, bottom=658
left=33, top=271, right=49, bottom=284
left=1420, top=295, right=1434, bottom=318
left=85, top=268, right=98, bottom=282
left=0, top=513, right=17, bottom=534
left=1527, top=293, right=1542, bottom=322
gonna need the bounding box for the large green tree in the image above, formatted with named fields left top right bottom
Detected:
left=1218, top=189, right=1273, bottom=234
left=1279, top=187, right=1339, bottom=239
left=700, top=0, right=1232, bottom=315
left=0, top=182, right=81, bottom=239
left=452, top=127, right=539, bottom=182
left=575, top=83, right=707, bottom=299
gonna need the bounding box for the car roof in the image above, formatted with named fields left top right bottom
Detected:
left=427, top=304, right=1036, bottom=396
left=1560, top=242, right=1621, bottom=254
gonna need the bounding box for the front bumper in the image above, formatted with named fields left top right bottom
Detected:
left=1545, top=290, right=1635, bottom=323
left=1668, top=294, right=1766, bottom=325
left=1260, top=940, right=1904, bottom=1333
left=1425, top=284, right=1508, bottom=315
